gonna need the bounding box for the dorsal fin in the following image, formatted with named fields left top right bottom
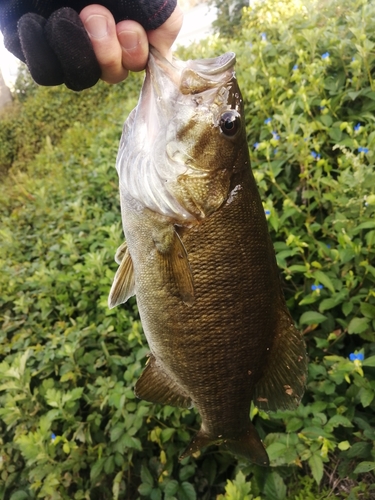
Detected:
left=108, top=243, right=135, bottom=309
left=253, top=309, right=307, bottom=411
left=135, top=355, right=192, bottom=409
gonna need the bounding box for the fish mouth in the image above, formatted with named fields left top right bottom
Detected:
left=148, top=46, right=236, bottom=97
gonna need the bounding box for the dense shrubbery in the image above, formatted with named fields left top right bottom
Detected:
left=0, top=0, right=375, bottom=498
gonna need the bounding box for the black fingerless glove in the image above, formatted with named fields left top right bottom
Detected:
left=0, top=0, right=177, bottom=91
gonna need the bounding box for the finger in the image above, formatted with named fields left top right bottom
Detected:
left=116, top=20, right=149, bottom=73
left=147, top=5, right=184, bottom=60
left=45, top=8, right=100, bottom=90
left=80, top=4, right=128, bottom=84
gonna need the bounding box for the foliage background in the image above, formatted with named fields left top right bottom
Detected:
left=0, top=0, right=375, bottom=498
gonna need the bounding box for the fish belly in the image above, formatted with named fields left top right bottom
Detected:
left=125, top=167, right=279, bottom=435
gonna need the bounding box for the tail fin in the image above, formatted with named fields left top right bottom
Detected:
left=180, top=423, right=269, bottom=466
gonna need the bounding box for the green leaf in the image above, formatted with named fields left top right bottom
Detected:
left=140, top=465, right=154, bottom=486
left=264, top=472, right=286, bottom=500
left=179, top=482, right=197, bottom=500
left=110, top=424, right=124, bottom=442
left=348, top=317, right=370, bottom=334
left=338, top=441, right=350, bottom=451
left=138, top=483, right=153, bottom=496
left=161, top=427, right=175, bottom=443
left=328, top=127, right=342, bottom=142
left=302, top=427, right=332, bottom=439
left=314, top=270, right=335, bottom=293
left=266, top=442, right=287, bottom=461
left=300, top=311, right=327, bottom=325
left=348, top=442, right=372, bottom=459
left=151, top=488, right=162, bottom=500
left=319, top=298, right=338, bottom=312
left=342, top=301, right=353, bottom=316
left=362, top=355, right=375, bottom=367
left=360, top=302, right=375, bottom=319
left=354, top=461, right=375, bottom=474
left=359, top=388, right=374, bottom=408
left=308, top=453, right=324, bottom=485
left=285, top=417, right=303, bottom=432
left=288, top=265, right=308, bottom=273
left=9, top=492, right=30, bottom=500
left=328, top=415, right=353, bottom=428
left=90, top=458, right=105, bottom=481
left=179, top=465, right=196, bottom=482
left=164, top=480, right=179, bottom=496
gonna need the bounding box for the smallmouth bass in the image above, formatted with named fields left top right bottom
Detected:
left=109, top=48, right=307, bottom=466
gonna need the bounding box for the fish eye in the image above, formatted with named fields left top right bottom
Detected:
left=219, top=111, right=241, bottom=138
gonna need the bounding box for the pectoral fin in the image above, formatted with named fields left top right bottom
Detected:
left=108, top=244, right=135, bottom=309
left=135, top=355, right=192, bottom=409
left=153, top=226, right=195, bottom=306
left=114, top=241, right=128, bottom=265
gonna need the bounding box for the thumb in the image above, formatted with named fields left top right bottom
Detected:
left=147, top=5, right=183, bottom=60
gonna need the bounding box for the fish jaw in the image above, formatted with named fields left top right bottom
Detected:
left=116, top=47, right=245, bottom=223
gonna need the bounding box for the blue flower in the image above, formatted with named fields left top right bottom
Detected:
left=272, top=131, right=280, bottom=140
left=51, top=433, right=56, bottom=441
left=326, top=244, right=331, bottom=249
left=322, top=52, right=330, bottom=60
left=349, top=353, right=364, bottom=362
left=261, top=33, right=267, bottom=41
left=311, top=284, right=323, bottom=291
left=319, top=106, right=326, bottom=111
left=293, top=64, right=299, bottom=71
left=358, top=147, right=369, bottom=154
left=354, top=123, right=361, bottom=132
left=310, top=151, right=321, bottom=160
left=254, top=142, right=260, bottom=149
left=274, top=148, right=278, bottom=154
left=264, top=117, right=272, bottom=125
left=265, top=209, right=271, bottom=215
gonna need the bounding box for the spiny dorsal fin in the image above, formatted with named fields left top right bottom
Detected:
left=135, top=355, right=192, bottom=409
left=253, top=309, right=307, bottom=412
left=180, top=422, right=269, bottom=467
left=108, top=245, right=135, bottom=309
left=153, top=226, right=195, bottom=306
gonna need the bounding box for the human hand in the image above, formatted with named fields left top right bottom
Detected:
left=79, top=4, right=183, bottom=85
left=0, top=1, right=183, bottom=91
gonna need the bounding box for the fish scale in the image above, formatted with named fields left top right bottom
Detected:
left=109, top=48, right=307, bottom=465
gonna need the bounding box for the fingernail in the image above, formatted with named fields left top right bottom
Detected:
left=118, top=30, right=140, bottom=51
left=85, top=15, right=108, bottom=39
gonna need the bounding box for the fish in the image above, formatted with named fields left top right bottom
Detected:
left=109, top=47, right=307, bottom=466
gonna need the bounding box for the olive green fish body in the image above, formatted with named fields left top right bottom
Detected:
left=110, top=49, right=307, bottom=465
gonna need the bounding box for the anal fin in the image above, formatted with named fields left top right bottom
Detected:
left=135, top=355, right=192, bottom=409
left=254, top=309, right=307, bottom=412
left=108, top=242, right=135, bottom=309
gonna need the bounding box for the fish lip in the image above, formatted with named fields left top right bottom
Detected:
left=148, top=46, right=236, bottom=93
left=149, top=46, right=236, bottom=76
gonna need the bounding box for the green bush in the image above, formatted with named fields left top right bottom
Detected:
left=0, top=0, right=375, bottom=498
